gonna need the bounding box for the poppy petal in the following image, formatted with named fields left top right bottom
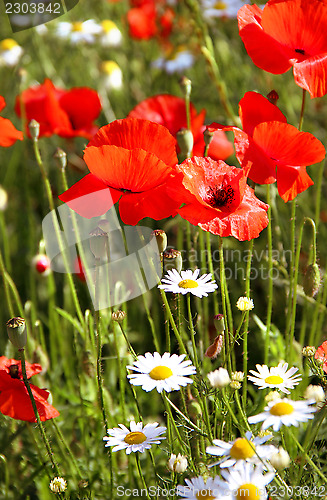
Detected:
left=58, top=173, right=121, bottom=218
left=0, top=96, right=6, bottom=113
left=0, top=383, right=59, bottom=422
left=59, top=87, right=101, bottom=136
left=127, top=5, right=157, bottom=40
left=0, top=117, right=23, bottom=146
left=293, top=55, right=327, bottom=98
left=277, top=164, right=314, bottom=202
left=239, top=91, right=287, bottom=135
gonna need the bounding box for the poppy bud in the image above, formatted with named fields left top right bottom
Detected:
left=213, top=314, right=225, bottom=333
left=203, top=128, right=214, bottom=148
left=28, top=119, right=40, bottom=140
left=151, top=229, right=167, bottom=254
left=31, top=254, right=51, bottom=276
left=267, top=90, right=279, bottom=105
left=163, top=248, right=183, bottom=273
left=89, top=226, right=108, bottom=259
left=303, top=263, right=321, bottom=297
left=176, top=128, right=194, bottom=158
left=179, top=76, right=192, bottom=98
left=53, top=148, right=67, bottom=171
left=205, top=335, right=223, bottom=359
left=6, top=317, right=27, bottom=349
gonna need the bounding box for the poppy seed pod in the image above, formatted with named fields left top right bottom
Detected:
left=89, top=226, right=108, bottom=259
left=6, top=317, right=27, bottom=349
left=176, top=128, right=194, bottom=158
left=28, top=119, right=40, bottom=140
left=151, top=229, right=167, bottom=254
left=163, top=248, right=183, bottom=273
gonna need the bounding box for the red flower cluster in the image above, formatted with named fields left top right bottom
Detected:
left=15, top=79, right=101, bottom=139
left=238, top=0, right=327, bottom=98
left=128, top=94, right=233, bottom=160
left=209, top=92, right=325, bottom=202
left=0, top=96, right=23, bottom=147
left=127, top=0, right=174, bottom=40
left=0, top=356, right=59, bottom=422
left=315, top=341, right=327, bottom=374
left=59, top=118, right=182, bottom=224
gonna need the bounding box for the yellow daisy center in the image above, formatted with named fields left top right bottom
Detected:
left=1, top=39, right=18, bottom=51
left=149, top=365, right=173, bottom=380
left=124, top=431, right=146, bottom=445
left=270, top=402, right=294, bottom=416
left=178, top=279, right=199, bottom=289
left=236, top=483, right=260, bottom=500
left=230, top=438, right=255, bottom=459
left=101, top=20, right=117, bottom=33
left=101, top=61, right=120, bottom=75
left=265, top=375, right=284, bottom=385
left=72, top=22, right=84, bottom=32
left=195, top=490, right=216, bottom=500
left=214, top=1, right=227, bottom=9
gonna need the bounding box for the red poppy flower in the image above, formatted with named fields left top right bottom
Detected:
left=59, top=118, right=181, bottom=224
left=172, top=156, right=269, bottom=241
left=128, top=94, right=233, bottom=160
left=209, top=92, right=325, bottom=202
left=0, top=96, right=23, bottom=147
left=127, top=0, right=174, bottom=40
left=0, top=356, right=59, bottom=422
left=15, top=79, right=101, bottom=139
left=238, top=0, right=327, bottom=98
left=315, top=341, right=327, bottom=374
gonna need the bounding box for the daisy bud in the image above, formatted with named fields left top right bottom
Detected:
left=304, top=384, right=325, bottom=404
left=53, top=148, right=67, bottom=171
left=179, top=76, right=192, bottom=98
left=89, top=226, right=108, bottom=259
left=213, top=314, right=225, bottom=333
left=0, top=185, right=8, bottom=211
left=205, top=335, right=223, bottom=359
left=303, top=263, right=321, bottom=297
left=31, top=254, right=51, bottom=276
left=112, top=310, right=126, bottom=323
left=236, top=296, right=254, bottom=311
left=231, top=371, right=244, bottom=382
left=28, top=119, right=40, bottom=140
left=163, top=248, right=183, bottom=273
left=302, top=345, right=316, bottom=357
left=207, top=367, right=231, bottom=388
left=269, top=447, right=290, bottom=470
left=264, top=390, right=281, bottom=403
left=230, top=380, right=241, bottom=390
left=151, top=229, right=167, bottom=254
left=6, top=317, right=27, bottom=349
left=176, top=128, right=194, bottom=158
left=49, top=477, right=67, bottom=493
left=167, top=453, right=188, bottom=473
left=266, top=89, right=279, bottom=105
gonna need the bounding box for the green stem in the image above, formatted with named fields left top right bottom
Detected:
left=265, top=186, right=274, bottom=365
left=287, top=427, right=327, bottom=483
left=298, top=88, right=307, bottom=131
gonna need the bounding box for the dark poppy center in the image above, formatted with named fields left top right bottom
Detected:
left=9, top=364, right=20, bottom=379
left=205, top=185, right=235, bottom=208
left=295, top=48, right=305, bottom=55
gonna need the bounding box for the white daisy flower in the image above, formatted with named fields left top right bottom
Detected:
left=103, top=421, right=166, bottom=454
left=0, top=39, right=23, bottom=67
left=152, top=48, right=194, bottom=74
left=99, top=20, right=122, bottom=47
left=248, top=398, right=316, bottom=431
left=177, top=475, right=223, bottom=500
left=201, top=0, right=247, bottom=21
left=56, top=20, right=101, bottom=44
left=206, top=431, right=277, bottom=469
left=219, top=462, right=275, bottom=500
left=207, top=367, right=231, bottom=388
left=158, top=269, right=218, bottom=298
left=100, top=61, right=123, bottom=91
left=248, top=363, right=302, bottom=394
left=127, top=352, right=196, bottom=393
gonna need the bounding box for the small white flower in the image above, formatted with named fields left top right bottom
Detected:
left=207, top=367, right=231, bottom=388
left=0, top=39, right=23, bottom=67
left=304, top=384, right=325, bottom=404
left=127, top=352, right=196, bottom=393
left=219, top=462, right=275, bottom=500
left=0, top=185, right=8, bottom=211
left=56, top=20, right=101, bottom=44
left=206, top=431, right=277, bottom=469
left=152, top=48, right=194, bottom=74
left=248, top=363, right=302, bottom=394
left=231, top=371, right=244, bottom=382
left=99, top=20, right=122, bottom=47
left=168, top=453, right=188, bottom=473
left=269, top=446, right=290, bottom=470
left=49, top=477, right=67, bottom=493
left=236, top=296, right=254, bottom=311
left=158, top=269, right=218, bottom=298
left=100, top=61, right=123, bottom=90
left=103, top=421, right=166, bottom=454
left=177, top=475, right=223, bottom=499
left=201, top=0, right=247, bottom=21
left=248, top=398, right=316, bottom=431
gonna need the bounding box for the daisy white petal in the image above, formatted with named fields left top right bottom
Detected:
left=248, top=362, right=302, bottom=394
left=219, top=462, right=275, bottom=500
left=177, top=475, right=223, bottom=499
left=103, top=421, right=166, bottom=454
left=127, top=352, right=196, bottom=393
left=159, top=268, right=218, bottom=298
left=248, top=398, right=316, bottom=431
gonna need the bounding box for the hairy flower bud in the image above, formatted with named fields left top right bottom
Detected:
left=303, top=263, right=321, bottom=297
left=28, top=119, right=40, bottom=140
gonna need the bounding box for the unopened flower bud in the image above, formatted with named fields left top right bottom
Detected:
left=6, top=317, right=27, bottom=349
left=176, top=128, right=194, bottom=158
left=163, top=248, right=183, bottom=273
left=31, top=254, right=51, bottom=276
left=302, top=345, right=316, bottom=357
left=303, top=263, right=321, bottom=297
left=112, top=310, right=126, bottom=323
left=269, top=447, right=290, bottom=470
left=203, top=128, right=214, bottom=148
left=304, top=384, right=325, bottom=404
left=236, top=296, right=254, bottom=311
left=265, top=390, right=281, bottom=403
left=231, top=371, right=244, bottom=382
left=49, top=477, right=67, bottom=493
left=179, top=76, right=192, bottom=98
left=89, top=226, right=108, bottom=259
left=53, top=148, right=67, bottom=170
left=205, top=335, right=223, bottom=359
left=213, top=314, right=225, bottom=333
left=151, top=229, right=167, bottom=253
left=168, top=453, right=188, bottom=473
left=0, top=185, right=8, bottom=211
left=188, top=400, right=202, bottom=419
left=230, top=380, right=241, bottom=390
left=207, top=367, right=230, bottom=388
left=266, top=90, right=279, bottom=105
left=28, top=119, right=40, bottom=140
